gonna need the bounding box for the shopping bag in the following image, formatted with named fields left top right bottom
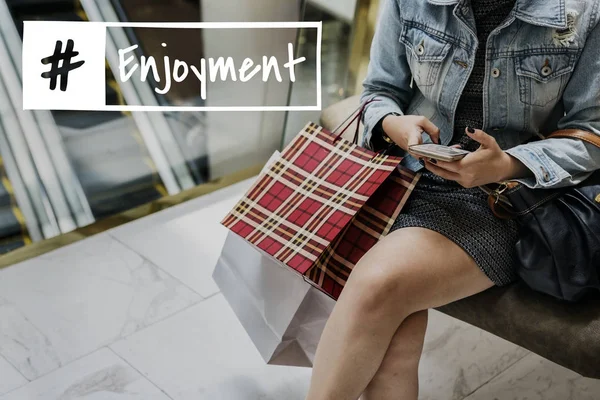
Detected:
left=221, top=112, right=419, bottom=298
left=213, top=231, right=334, bottom=367
left=307, top=167, right=419, bottom=297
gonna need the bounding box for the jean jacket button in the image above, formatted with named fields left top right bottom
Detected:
left=541, top=65, right=553, bottom=77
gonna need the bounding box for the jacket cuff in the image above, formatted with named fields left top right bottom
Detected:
left=505, top=145, right=569, bottom=189
left=361, top=95, right=404, bottom=151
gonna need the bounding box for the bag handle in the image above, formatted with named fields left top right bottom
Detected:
left=547, top=129, right=600, bottom=148
left=332, top=99, right=380, bottom=145
left=486, top=128, right=600, bottom=219
left=487, top=192, right=518, bottom=219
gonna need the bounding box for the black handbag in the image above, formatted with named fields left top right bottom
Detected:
left=486, top=130, right=600, bottom=302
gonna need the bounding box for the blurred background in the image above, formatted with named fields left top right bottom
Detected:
left=0, top=0, right=379, bottom=259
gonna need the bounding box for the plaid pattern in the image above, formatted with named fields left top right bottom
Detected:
left=222, top=122, right=418, bottom=299
left=307, top=168, right=420, bottom=299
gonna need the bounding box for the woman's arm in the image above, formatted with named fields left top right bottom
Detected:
left=359, top=0, right=415, bottom=151
left=504, top=12, right=600, bottom=189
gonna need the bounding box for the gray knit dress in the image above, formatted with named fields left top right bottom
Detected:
left=390, top=0, right=519, bottom=286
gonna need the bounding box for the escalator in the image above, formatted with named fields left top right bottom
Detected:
left=0, top=0, right=209, bottom=253
left=0, top=155, right=30, bottom=253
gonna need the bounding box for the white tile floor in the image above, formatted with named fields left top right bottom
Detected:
left=111, top=296, right=312, bottom=400
left=463, top=354, right=600, bottom=400
left=0, top=357, right=26, bottom=395
left=0, top=349, right=171, bottom=400
left=0, top=234, right=201, bottom=381
left=0, top=178, right=598, bottom=399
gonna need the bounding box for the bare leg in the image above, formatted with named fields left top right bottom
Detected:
left=362, top=310, right=428, bottom=400
left=305, top=228, right=495, bottom=400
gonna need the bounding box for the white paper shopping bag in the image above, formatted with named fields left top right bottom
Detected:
left=213, top=231, right=335, bottom=367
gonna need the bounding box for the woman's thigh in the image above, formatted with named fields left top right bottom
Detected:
left=343, top=227, right=496, bottom=314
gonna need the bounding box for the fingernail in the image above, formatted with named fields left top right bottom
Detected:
left=467, top=127, right=476, bottom=134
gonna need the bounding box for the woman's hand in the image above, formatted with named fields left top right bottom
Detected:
left=424, top=128, right=530, bottom=188
left=382, top=114, right=440, bottom=152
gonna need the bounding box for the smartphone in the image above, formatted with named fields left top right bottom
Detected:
left=409, top=144, right=471, bottom=162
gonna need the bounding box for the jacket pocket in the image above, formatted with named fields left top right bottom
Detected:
left=516, top=52, right=577, bottom=107
left=400, top=25, right=451, bottom=88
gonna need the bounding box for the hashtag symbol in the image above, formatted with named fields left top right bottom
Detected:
left=41, top=39, right=85, bottom=92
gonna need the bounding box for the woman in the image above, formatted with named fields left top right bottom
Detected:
left=306, top=0, right=600, bottom=399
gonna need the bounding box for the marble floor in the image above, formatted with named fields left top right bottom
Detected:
left=0, top=178, right=598, bottom=400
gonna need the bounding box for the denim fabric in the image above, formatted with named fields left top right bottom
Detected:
left=361, top=0, right=600, bottom=189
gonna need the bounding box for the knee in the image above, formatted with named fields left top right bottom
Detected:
left=348, top=258, right=418, bottom=318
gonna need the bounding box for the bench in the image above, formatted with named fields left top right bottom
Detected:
left=320, top=95, right=600, bottom=379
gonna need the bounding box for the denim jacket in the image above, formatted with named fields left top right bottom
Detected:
left=361, top=0, right=600, bottom=189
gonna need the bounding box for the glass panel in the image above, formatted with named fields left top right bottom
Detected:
left=199, top=0, right=302, bottom=179
left=0, top=0, right=300, bottom=256
left=283, top=0, right=358, bottom=144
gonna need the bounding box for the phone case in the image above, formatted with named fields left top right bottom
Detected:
left=409, top=145, right=470, bottom=162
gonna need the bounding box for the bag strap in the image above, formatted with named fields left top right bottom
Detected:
left=547, top=129, right=600, bottom=148
left=332, top=99, right=380, bottom=144
left=485, top=129, right=600, bottom=219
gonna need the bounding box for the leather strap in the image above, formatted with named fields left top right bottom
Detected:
left=547, top=129, right=600, bottom=148
left=487, top=195, right=516, bottom=220
left=487, top=128, right=600, bottom=219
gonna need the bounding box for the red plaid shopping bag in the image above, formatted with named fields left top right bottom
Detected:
left=222, top=117, right=419, bottom=299
left=306, top=167, right=419, bottom=298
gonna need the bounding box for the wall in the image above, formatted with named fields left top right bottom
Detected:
left=308, top=0, right=358, bottom=23
left=200, top=0, right=302, bottom=179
